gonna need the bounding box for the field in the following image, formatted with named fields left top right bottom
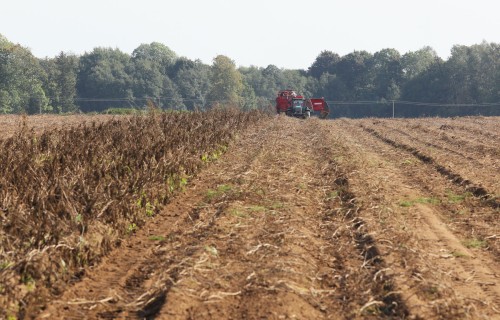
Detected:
left=0, top=114, right=119, bottom=138
left=0, top=114, right=499, bottom=319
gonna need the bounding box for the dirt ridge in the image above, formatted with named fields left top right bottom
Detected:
left=361, top=125, right=499, bottom=208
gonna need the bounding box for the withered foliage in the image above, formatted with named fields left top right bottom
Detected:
left=0, top=109, right=264, bottom=316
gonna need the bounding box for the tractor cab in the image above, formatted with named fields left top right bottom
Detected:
left=287, top=97, right=311, bottom=118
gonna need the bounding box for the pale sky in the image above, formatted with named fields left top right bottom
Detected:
left=1, top=0, right=499, bottom=69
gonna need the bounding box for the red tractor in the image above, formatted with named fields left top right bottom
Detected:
left=275, top=90, right=329, bottom=119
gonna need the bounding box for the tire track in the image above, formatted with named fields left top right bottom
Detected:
left=308, top=121, right=410, bottom=318
left=151, top=117, right=409, bottom=319
left=329, top=119, right=500, bottom=319
left=377, top=121, right=492, bottom=160
left=361, top=124, right=499, bottom=209
left=356, top=121, right=500, bottom=258
left=154, top=118, right=338, bottom=319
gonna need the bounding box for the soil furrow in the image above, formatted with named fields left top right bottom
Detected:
left=328, top=120, right=500, bottom=318
left=375, top=121, right=489, bottom=161
left=353, top=121, right=500, bottom=256
left=384, top=119, right=499, bottom=159
left=361, top=124, right=499, bottom=208
left=150, top=118, right=409, bottom=319
left=154, top=118, right=341, bottom=319
left=361, top=120, right=500, bottom=196
left=437, top=121, right=500, bottom=141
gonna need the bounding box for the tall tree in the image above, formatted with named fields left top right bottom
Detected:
left=41, top=52, right=79, bottom=112
left=447, top=42, right=500, bottom=103
left=132, top=42, right=177, bottom=73
left=130, top=42, right=179, bottom=108
left=207, top=55, right=243, bottom=107
left=169, top=58, right=211, bottom=110
left=315, top=73, right=348, bottom=101
left=240, top=79, right=258, bottom=110
left=336, top=51, right=374, bottom=100
left=283, top=69, right=311, bottom=97
left=308, top=50, right=340, bottom=79
left=0, top=34, right=49, bottom=114
left=128, top=57, right=163, bottom=103
left=371, top=48, right=403, bottom=100
left=77, top=47, right=132, bottom=112
left=401, top=46, right=438, bottom=80
left=401, top=58, right=450, bottom=104
left=261, top=64, right=285, bottom=97
left=161, top=76, right=185, bottom=110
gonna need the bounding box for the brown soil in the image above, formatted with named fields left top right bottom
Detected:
left=323, top=119, right=500, bottom=319
left=25, top=116, right=500, bottom=319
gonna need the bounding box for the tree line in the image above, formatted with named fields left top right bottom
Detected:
left=1, top=33, right=499, bottom=117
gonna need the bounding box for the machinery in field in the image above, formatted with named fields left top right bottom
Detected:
left=275, top=90, right=329, bottom=119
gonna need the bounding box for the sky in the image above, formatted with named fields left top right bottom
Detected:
left=1, top=0, right=499, bottom=70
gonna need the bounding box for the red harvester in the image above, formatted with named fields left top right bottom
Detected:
left=275, top=90, right=329, bottom=119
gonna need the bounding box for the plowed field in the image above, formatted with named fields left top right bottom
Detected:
left=2, top=115, right=499, bottom=319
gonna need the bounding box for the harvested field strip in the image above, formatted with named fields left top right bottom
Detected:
left=361, top=125, right=499, bottom=208
left=153, top=118, right=409, bottom=319
left=323, top=120, right=500, bottom=318
left=359, top=123, right=500, bottom=256
left=40, top=117, right=409, bottom=319
left=435, top=121, right=500, bottom=141
left=308, top=135, right=409, bottom=318
left=356, top=120, right=500, bottom=260
left=381, top=119, right=499, bottom=160
left=468, top=117, right=500, bottom=127
left=359, top=119, right=500, bottom=196
left=413, top=120, right=499, bottom=155
left=0, top=109, right=265, bottom=318
left=375, top=121, right=490, bottom=161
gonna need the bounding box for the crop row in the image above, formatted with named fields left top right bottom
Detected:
left=0, top=109, right=265, bottom=317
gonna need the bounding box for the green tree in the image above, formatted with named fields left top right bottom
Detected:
left=316, top=73, right=348, bottom=101
left=207, top=55, right=243, bottom=107
left=308, top=50, right=340, bottom=79
left=261, top=64, right=285, bottom=97
left=0, top=34, right=49, bottom=114
left=282, top=69, right=311, bottom=97
left=401, top=46, right=438, bottom=80
left=77, top=47, right=132, bottom=112
left=128, top=57, right=163, bottom=103
left=240, top=66, right=276, bottom=109
left=161, top=76, right=185, bottom=110
left=401, top=58, right=450, bottom=104
left=336, top=50, right=374, bottom=100
left=240, top=66, right=265, bottom=97
left=169, top=58, right=211, bottom=110
left=41, top=52, right=79, bottom=113
left=447, top=42, right=500, bottom=103
left=371, top=48, right=403, bottom=100
left=131, top=42, right=177, bottom=72
left=240, top=79, right=258, bottom=110
left=129, top=43, right=182, bottom=109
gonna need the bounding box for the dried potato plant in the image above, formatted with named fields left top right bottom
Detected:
left=0, top=109, right=264, bottom=317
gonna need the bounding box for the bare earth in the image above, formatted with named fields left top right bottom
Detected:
left=9, top=115, right=498, bottom=319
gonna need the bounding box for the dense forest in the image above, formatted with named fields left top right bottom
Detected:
left=1, top=33, right=499, bottom=117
